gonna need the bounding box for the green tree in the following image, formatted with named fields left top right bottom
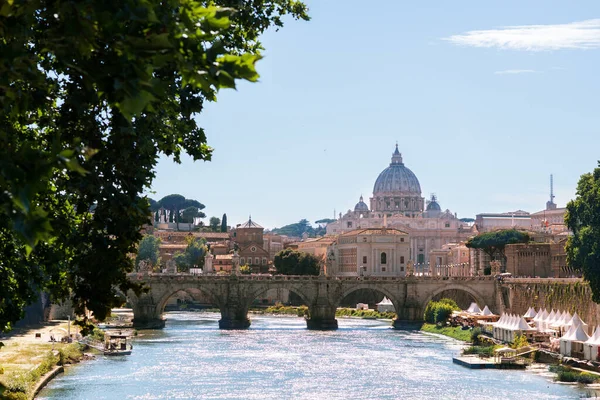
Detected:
left=209, top=217, right=221, bottom=232
left=271, top=219, right=315, bottom=237
left=465, top=229, right=530, bottom=271
left=273, top=248, right=320, bottom=275
left=172, top=237, right=208, bottom=272
left=221, top=214, right=228, bottom=233
left=136, top=235, right=162, bottom=271
left=0, top=0, right=308, bottom=333
left=315, top=218, right=336, bottom=225
left=181, top=206, right=203, bottom=224
left=565, top=162, right=600, bottom=302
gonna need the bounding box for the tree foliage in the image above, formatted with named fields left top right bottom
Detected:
left=0, top=0, right=308, bottom=332
left=465, top=230, right=530, bottom=260
left=273, top=248, right=321, bottom=275
left=209, top=216, right=221, bottom=232
left=221, top=213, right=228, bottom=233
left=565, top=162, right=600, bottom=302
left=315, top=218, right=336, bottom=225
left=271, top=219, right=316, bottom=237
left=423, top=298, right=460, bottom=324
left=172, top=237, right=208, bottom=272
left=136, top=235, right=162, bottom=270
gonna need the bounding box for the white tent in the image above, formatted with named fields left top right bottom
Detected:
left=523, top=307, right=537, bottom=319
left=584, top=325, right=600, bottom=361
left=466, top=302, right=481, bottom=314
left=560, top=323, right=590, bottom=357
left=481, top=306, right=495, bottom=316
left=546, top=310, right=557, bottom=325
left=376, top=297, right=395, bottom=313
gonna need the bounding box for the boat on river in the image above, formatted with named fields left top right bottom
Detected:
left=104, top=331, right=133, bottom=356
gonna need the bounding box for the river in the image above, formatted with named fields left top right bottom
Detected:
left=39, top=312, right=596, bottom=399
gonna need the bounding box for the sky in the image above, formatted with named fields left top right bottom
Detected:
left=149, top=1, right=600, bottom=229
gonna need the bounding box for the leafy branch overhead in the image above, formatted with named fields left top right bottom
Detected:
left=0, top=0, right=308, bottom=333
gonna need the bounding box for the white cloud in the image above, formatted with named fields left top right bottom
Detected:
left=494, top=69, right=538, bottom=75
left=445, top=19, right=600, bottom=51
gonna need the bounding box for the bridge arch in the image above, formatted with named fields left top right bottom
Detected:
left=337, top=283, right=401, bottom=316
left=247, top=283, right=313, bottom=309
left=153, top=284, right=222, bottom=321
left=421, top=283, right=487, bottom=313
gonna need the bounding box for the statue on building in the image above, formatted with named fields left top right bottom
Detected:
left=406, top=260, right=415, bottom=277
left=204, top=251, right=213, bottom=274
left=232, top=249, right=240, bottom=275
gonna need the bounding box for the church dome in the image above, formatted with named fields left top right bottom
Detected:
left=426, top=195, right=441, bottom=211
left=373, top=145, right=421, bottom=195
left=354, top=195, right=369, bottom=212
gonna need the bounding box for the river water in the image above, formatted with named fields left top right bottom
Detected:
left=39, top=312, right=596, bottom=399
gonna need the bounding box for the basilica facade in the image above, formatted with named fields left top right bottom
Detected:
left=326, top=145, right=475, bottom=266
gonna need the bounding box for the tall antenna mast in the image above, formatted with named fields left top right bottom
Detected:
left=550, top=174, right=555, bottom=203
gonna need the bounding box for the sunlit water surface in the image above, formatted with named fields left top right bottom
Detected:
left=39, top=312, right=597, bottom=399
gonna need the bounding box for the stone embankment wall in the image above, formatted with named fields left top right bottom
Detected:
left=500, top=278, right=600, bottom=326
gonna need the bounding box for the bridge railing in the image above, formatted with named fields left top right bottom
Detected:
left=127, top=273, right=496, bottom=282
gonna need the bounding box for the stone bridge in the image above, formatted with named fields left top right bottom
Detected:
left=128, top=274, right=499, bottom=330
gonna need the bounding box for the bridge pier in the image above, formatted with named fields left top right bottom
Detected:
left=131, top=296, right=166, bottom=329
left=218, top=306, right=251, bottom=330
left=306, top=305, right=338, bottom=330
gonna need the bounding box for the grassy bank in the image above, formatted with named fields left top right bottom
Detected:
left=549, top=365, right=600, bottom=384
left=0, top=326, right=86, bottom=400
left=336, top=308, right=395, bottom=320
left=260, top=305, right=396, bottom=320
left=420, top=323, right=472, bottom=342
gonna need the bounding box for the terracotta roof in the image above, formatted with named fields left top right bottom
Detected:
left=154, top=231, right=229, bottom=239
left=340, top=228, right=408, bottom=236
left=215, top=254, right=233, bottom=260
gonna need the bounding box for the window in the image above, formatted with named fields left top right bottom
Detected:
left=262, top=258, right=267, bottom=265
left=240, top=258, right=245, bottom=264
left=382, top=267, right=386, bottom=272
left=363, top=256, right=367, bottom=264
left=445, top=223, right=450, bottom=228
left=347, top=222, right=353, bottom=228
left=400, top=266, right=404, bottom=272
left=255, top=257, right=260, bottom=265
left=400, top=238, right=404, bottom=242
left=381, top=252, right=387, bottom=264
left=363, top=237, right=367, bottom=242
left=400, top=256, right=405, bottom=264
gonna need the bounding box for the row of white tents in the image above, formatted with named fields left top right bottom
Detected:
left=492, top=305, right=600, bottom=361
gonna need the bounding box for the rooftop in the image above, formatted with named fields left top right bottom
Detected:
left=340, top=227, right=408, bottom=236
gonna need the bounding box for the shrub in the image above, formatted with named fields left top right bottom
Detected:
left=0, top=365, right=4, bottom=374
left=470, top=327, right=482, bottom=345
left=433, top=304, right=454, bottom=324
left=438, top=298, right=460, bottom=310
left=511, top=333, right=528, bottom=349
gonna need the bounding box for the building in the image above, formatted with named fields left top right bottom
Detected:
left=328, top=228, right=410, bottom=277
left=231, top=217, right=271, bottom=272
left=505, top=240, right=573, bottom=278
left=474, top=211, right=531, bottom=232
left=326, top=145, right=475, bottom=264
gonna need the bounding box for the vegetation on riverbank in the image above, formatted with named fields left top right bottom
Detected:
left=336, top=308, right=395, bottom=319
left=260, top=304, right=396, bottom=320
left=549, top=365, right=600, bottom=384
left=419, top=323, right=472, bottom=342
left=0, top=342, right=85, bottom=399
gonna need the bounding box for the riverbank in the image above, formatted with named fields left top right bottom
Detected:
left=252, top=305, right=396, bottom=320
left=419, top=323, right=472, bottom=342
left=0, top=322, right=88, bottom=400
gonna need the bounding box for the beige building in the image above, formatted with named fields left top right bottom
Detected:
left=474, top=211, right=531, bottom=232
left=326, top=145, right=475, bottom=265
left=329, top=228, right=410, bottom=277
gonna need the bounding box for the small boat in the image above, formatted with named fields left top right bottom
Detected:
left=104, top=331, right=133, bottom=356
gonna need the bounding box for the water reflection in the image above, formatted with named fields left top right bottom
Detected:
left=39, top=312, right=595, bottom=399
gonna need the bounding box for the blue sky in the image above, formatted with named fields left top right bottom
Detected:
left=150, top=1, right=600, bottom=229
